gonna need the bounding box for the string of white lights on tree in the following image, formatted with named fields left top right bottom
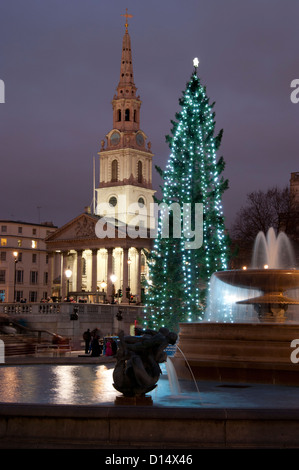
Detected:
left=143, top=59, right=229, bottom=332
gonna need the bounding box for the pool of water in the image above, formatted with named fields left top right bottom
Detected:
left=0, top=364, right=118, bottom=405
left=0, top=363, right=202, bottom=407
left=1, top=363, right=299, bottom=409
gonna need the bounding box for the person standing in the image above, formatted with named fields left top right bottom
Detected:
left=83, top=329, right=91, bottom=354
left=105, top=339, right=113, bottom=356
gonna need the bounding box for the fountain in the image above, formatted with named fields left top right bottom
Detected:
left=174, top=228, right=299, bottom=385
left=2, top=229, right=299, bottom=448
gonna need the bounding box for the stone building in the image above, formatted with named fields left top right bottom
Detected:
left=0, top=220, right=57, bottom=302
left=45, top=20, right=154, bottom=304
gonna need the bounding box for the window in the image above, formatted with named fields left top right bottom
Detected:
left=125, top=108, right=130, bottom=121
left=32, top=240, right=37, bottom=248
left=32, top=228, right=37, bottom=235
left=1, top=239, right=7, bottom=246
left=1, top=226, right=7, bottom=233
left=29, top=291, right=37, bottom=302
left=18, top=227, right=22, bottom=234
left=16, top=270, right=24, bottom=284
left=0, top=290, right=5, bottom=302
left=137, top=161, right=143, bottom=183
left=111, top=160, right=118, bottom=182
left=43, top=272, right=48, bottom=285
left=15, top=291, right=23, bottom=302
left=0, top=252, right=6, bottom=261
left=18, top=252, right=22, bottom=262
left=30, top=271, right=38, bottom=284
left=46, top=254, right=49, bottom=264
left=18, top=239, right=22, bottom=247
left=117, top=109, right=121, bottom=121
left=32, top=253, right=37, bottom=263
left=0, top=270, right=5, bottom=283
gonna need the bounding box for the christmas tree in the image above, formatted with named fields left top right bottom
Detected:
left=143, top=59, right=229, bottom=332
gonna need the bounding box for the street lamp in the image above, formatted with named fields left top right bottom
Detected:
left=100, top=280, right=107, bottom=291
left=65, top=268, right=72, bottom=302
left=13, top=251, right=18, bottom=303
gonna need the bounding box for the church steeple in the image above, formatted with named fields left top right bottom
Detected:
left=97, top=11, right=155, bottom=229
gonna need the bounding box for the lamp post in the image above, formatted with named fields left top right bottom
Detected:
left=127, top=258, right=132, bottom=303
left=65, top=268, right=72, bottom=302
left=13, top=251, right=18, bottom=303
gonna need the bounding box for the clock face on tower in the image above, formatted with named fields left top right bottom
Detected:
left=109, top=196, right=117, bottom=207
left=110, top=132, right=120, bottom=146
left=136, top=133, right=144, bottom=146
left=138, top=197, right=145, bottom=207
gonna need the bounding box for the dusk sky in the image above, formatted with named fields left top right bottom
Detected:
left=1, top=0, right=299, bottom=230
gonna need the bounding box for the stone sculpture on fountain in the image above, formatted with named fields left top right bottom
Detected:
left=113, top=327, right=178, bottom=405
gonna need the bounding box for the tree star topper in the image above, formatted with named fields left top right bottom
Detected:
left=193, top=57, right=199, bottom=69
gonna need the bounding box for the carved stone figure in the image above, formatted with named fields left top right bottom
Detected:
left=112, top=327, right=178, bottom=397
left=75, top=217, right=94, bottom=237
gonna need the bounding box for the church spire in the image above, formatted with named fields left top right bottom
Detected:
left=112, top=10, right=141, bottom=132
left=117, top=23, right=136, bottom=98
left=116, top=9, right=136, bottom=99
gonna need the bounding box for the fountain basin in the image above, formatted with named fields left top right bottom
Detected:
left=174, top=322, right=299, bottom=385
left=3, top=361, right=299, bottom=448
left=214, top=269, right=299, bottom=293
left=211, top=269, right=299, bottom=323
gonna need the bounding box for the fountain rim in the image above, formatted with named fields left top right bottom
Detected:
left=212, top=268, right=299, bottom=292
left=214, top=268, right=299, bottom=274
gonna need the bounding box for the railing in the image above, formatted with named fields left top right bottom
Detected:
left=0, top=302, right=143, bottom=317
left=0, top=303, right=61, bottom=315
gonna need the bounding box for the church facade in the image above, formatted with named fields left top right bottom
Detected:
left=46, top=20, right=155, bottom=305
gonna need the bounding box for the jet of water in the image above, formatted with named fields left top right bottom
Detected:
left=176, top=345, right=201, bottom=396
left=252, top=227, right=296, bottom=269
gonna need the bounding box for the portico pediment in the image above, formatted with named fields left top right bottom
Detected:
left=45, top=211, right=153, bottom=253
left=46, top=213, right=99, bottom=243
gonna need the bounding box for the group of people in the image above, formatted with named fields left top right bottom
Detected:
left=83, top=328, right=118, bottom=357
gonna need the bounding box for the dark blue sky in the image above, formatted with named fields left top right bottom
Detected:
left=1, top=0, right=299, bottom=230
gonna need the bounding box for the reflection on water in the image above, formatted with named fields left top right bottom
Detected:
left=0, top=364, right=118, bottom=405
left=0, top=364, right=203, bottom=407
left=3, top=364, right=299, bottom=409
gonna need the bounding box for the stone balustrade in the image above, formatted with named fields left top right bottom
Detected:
left=0, top=302, right=144, bottom=348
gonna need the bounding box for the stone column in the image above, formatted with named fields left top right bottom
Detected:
left=92, top=249, right=98, bottom=294
left=122, top=247, right=129, bottom=304
left=107, top=248, right=113, bottom=302
left=76, top=250, right=83, bottom=292
left=61, top=251, right=68, bottom=300
left=47, top=252, right=53, bottom=298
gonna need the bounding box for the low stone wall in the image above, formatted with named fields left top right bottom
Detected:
left=0, top=303, right=144, bottom=349
left=1, top=403, right=299, bottom=448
